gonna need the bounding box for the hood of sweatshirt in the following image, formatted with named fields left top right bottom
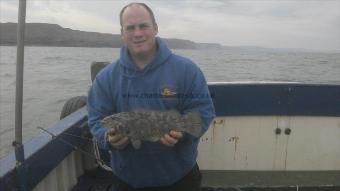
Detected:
left=119, top=37, right=172, bottom=79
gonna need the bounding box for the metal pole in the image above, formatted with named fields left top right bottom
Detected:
left=14, top=0, right=27, bottom=190
left=15, top=0, right=26, bottom=149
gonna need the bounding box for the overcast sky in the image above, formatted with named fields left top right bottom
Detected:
left=1, top=0, right=339, bottom=52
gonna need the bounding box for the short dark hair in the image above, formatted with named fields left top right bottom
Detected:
left=119, top=3, right=157, bottom=27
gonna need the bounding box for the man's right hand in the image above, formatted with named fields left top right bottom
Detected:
left=106, top=128, right=129, bottom=149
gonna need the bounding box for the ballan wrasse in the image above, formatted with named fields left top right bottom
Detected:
left=101, top=108, right=202, bottom=149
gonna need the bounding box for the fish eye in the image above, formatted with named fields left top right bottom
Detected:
left=115, top=124, right=122, bottom=129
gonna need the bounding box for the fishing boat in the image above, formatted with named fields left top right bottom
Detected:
left=1, top=1, right=340, bottom=190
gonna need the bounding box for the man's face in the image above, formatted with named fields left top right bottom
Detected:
left=121, top=5, right=158, bottom=59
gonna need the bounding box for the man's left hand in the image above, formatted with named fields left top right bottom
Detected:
left=160, top=130, right=183, bottom=146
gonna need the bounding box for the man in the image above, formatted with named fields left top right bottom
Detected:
left=87, top=2, right=215, bottom=191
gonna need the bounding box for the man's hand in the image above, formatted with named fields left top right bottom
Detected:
left=160, top=130, right=183, bottom=147
left=107, top=128, right=129, bottom=149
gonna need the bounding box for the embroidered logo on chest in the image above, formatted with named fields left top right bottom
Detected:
left=160, top=85, right=177, bottom=98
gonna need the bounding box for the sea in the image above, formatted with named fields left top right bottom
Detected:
left=1, top=46, right=340, bottom=158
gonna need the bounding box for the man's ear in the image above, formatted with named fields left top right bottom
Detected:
left=121, top=28, right=124, bottom=40
left=154, top=23, right=158, bottom=35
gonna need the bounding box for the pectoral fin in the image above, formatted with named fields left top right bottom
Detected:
left=131, top=139, right=142, bottom=149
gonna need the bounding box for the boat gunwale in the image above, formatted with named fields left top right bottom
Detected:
left=0, top=107, right=88, bottom=190
left=208, top=82, right=340, bottom=117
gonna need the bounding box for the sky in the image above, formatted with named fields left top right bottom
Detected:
left=0, top=0, right=340, bottom=52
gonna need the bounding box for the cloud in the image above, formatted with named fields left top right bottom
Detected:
left=1, top=0, right=339, bottom=51
left=156, top=0, right=340, bottom=51
left=27, top=1, right=118, bottom=33
left=0, top=1, right=19, bottom=22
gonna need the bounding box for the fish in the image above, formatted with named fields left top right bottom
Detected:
left=101, top=108, right=202, bottom=149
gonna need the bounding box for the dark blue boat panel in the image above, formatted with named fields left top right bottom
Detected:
left=0, top=107, right=89, bottom=190
left=208, top=83, right=340, bottom=116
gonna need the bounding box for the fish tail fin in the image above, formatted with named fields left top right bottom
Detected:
left=182, top=112, right=202, bottom=138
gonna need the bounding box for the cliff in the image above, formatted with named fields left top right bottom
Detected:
left=0, top=22, right=222, bottom=49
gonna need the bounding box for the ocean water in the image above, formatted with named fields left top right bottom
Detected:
left=0, top=46, right=340, bottom=158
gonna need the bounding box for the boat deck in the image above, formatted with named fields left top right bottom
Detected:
left=72, top=167, right=340, bottom=191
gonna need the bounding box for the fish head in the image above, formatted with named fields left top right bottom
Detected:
left=110, top=116, right=134, bottom=137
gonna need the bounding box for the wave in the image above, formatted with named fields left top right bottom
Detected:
left=2, top=73, right=14, bottom=78
left=319, top=60, right=328, bottom=64
left=0, top=62, right=10, bottom=65
left=0, top=128, right=14, bottom=135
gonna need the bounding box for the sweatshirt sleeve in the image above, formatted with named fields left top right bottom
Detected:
left=87, top=76, right=114, bottom=150
left=180, top=63, right=216, bottom=137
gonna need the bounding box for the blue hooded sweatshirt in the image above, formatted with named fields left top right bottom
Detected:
left=87, top=37, right=215, bottom=188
